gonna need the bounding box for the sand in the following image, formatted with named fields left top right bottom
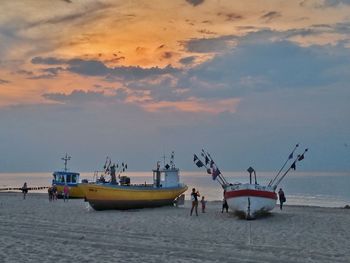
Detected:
left=0, top=192, right=349, bottom=263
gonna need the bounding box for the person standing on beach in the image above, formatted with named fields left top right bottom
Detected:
left=190, top=188, right=200, bottom=216
left=222, top=198, right=229, bottom=213
left=21, top=182, right=28, bottom=199
left=278, top=188, right=286, bottom=210
left=200, top=196, right=206, bottom=213
left=63, top=185, right=70, bottom=202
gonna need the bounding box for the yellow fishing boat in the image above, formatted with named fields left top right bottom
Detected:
left=80, top=152, right=188, bottom=210
left=52, top=154, right=85, bottom=198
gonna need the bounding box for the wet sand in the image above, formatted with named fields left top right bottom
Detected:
left=0, top=192, right=349, bottom=262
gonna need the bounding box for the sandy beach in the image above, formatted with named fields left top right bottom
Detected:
left=0, top=193, right=349, bottom=263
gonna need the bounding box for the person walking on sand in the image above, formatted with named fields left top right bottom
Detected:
left=63, top=185, right=70, bottom=202
left=278, top=188, right=286, bottom=210
left=200, top=196, right=207, bottom=213
left=222, top=198, right=229, bottom=213
left=190, top=188, right=200, bottom=216
left=48, top=187, right=53, bottom=201
left=21, top=182, right=28, bottom=199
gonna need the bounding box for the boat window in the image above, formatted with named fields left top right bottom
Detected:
left=66, top=174, right=71, bottom=183
left=71, top=174, right=77, bottom=183
left=56, top=174, right=65, bottom=183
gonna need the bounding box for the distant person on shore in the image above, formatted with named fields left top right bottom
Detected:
left=63, top=185, right=70, bottom=202
left=190, top=188, right=200, bottom=216
left=278, top=188, right=286, bottom=210
left=21, top=182, right=28, bottom=199
left=200, top=196, right=207, bottom=213
left=222, top=198, right=229, bottom=213
left=52, top=185, right=58, bottom=201
left=48, top=187, right=53, bottom=201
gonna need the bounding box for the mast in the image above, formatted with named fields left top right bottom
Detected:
left=61, top=153, right=71, bottom=172
left=194, top=150, right=229, bottom=188
left=273, top=148, right=308, bottom=189
left=268, top=144, right=299, bottom=187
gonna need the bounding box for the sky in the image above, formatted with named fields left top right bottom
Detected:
left=0, top=0, right=349, bottom=173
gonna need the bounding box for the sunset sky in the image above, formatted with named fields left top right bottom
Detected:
left=0, top=0, right=349, bottom=172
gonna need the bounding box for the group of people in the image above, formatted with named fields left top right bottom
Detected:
left=190, top=187, right=287, bottom=215
left=48, top=185, right=70, bottom=202
left=190, top=188, right=229, bottom=216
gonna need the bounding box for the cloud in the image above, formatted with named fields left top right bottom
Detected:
left=179, top=56, right=196, bottom=65
left=31, top=57, right=66, bottom=65
left=31, top=57, right=180, bottom=80
left=178, top=33, right=350, bottom=101
left=185, top=0, right=205, bottom=7
left=260, top=11, right=281, bottom=22
left=0, top=78, right=10, bottom=84
left=183, top=35, right=237, bottom=53
left=217, top=12, right=243, bottom=21
left=43, top=90, right=108, bottom=103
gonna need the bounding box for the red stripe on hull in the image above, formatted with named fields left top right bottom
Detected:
left=225, top=189, right=277, bottom=200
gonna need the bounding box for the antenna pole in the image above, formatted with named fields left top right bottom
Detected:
left=61, top=153, right=71, bottom=172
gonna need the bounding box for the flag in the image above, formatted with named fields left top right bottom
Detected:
left=298, top=154, right=304, bottom=161
left=288, top=152, right=293, bottom=160
left=291, top=161, right=296, bottom=170
left=212, top=168, right=221, bottom=180
left=194, top=154, right=204, bottom=168
left=205, top=156, right=210, bottom=165
left=210, top=160, right=214, bottom=168
left=195, top=159, right=204, bottom=168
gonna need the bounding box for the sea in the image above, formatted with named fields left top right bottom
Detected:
left=1, top=171, right=349, bottom=208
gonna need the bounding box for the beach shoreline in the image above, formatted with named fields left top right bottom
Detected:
left=1, top=192, right=349, bottom=262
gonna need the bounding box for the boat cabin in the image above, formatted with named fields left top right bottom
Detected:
left=52, top=171, right=80, bottom=186
left=152, top=152, right=181, bottom=188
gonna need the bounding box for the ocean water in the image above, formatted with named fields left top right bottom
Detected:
left=0, top=171, right=349, bottom=208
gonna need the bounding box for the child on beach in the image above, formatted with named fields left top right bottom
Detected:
left=190, top=188, right=200, bottom=216
left=200, top=196, right=207, bottom=213
left=63, top=185, right=70, bottom=202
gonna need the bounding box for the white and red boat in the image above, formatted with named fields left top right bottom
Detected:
left=224, top=182, right=277, bottom=219
left=194, top=146, right=308, bottom=219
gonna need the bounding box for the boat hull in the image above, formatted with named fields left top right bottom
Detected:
left=55, top=184, right=85, bottom=199
left=224, top=184, right=277, bottom=219
left=80, top=183, right=188, bottom=210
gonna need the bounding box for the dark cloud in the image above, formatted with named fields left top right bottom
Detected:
left=182, top=35, right=237, bottom=53
left=261, top=11, right=281, bottom=22
left=300, top=0, right=350, bottom=8
left=162, top=52, right=173, bottom=59
left=16, top=70, right=34, bottom=76
left=179, top=56, right=196, bottom=65
left=31, top=57, right=180, bottom=80
left=197, top=29, right=216, bottom=35
left=179, top=33, right=350, bottom=100
left=31, top=57, right=66, bottom=65
left=185, top=0, right=205, bottom=6
left=67, top=59, right=179, bottom=80
left=0, top=78, right=10, bottom=84
left=42, top=67, right=64, bottom=75
left=218, top=12, right=243, bottom=21
left=43, top=90, right=107, bottom=103
left=322, top=0, right=350, bottom=6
